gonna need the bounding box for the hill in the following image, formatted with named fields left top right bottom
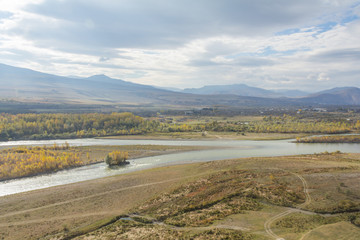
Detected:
left=299, top=87, right=360, bottom=105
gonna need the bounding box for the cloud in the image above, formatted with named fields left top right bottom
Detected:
left=188, top=56, right=274, bottom=68
left=11, top=0, right=357, bottom=51
left=0, top=0, right=359, bottom=90
left=317, top=72, right=331, bottom=81
left=309, top=48, right=360, bottom=62
left=0, top=11, right=13, bottom=19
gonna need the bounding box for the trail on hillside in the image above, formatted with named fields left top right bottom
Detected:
left=264, top=169, right=312, bottom=240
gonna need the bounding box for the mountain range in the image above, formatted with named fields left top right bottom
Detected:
left=1, top=63, right=360, bottom=107
left=182, top=84, right=309, bottom=98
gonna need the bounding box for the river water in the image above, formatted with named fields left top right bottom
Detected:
left=1, top=138, right=360, bottom=197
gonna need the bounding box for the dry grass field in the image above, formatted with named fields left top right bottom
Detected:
left=0, top=152, right=359, bottom=239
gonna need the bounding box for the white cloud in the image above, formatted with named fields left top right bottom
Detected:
left=0, top=0, right=359, bottom=90
left=0, top=0, right=44, bottom=11
left=317, top=72, right=331, bottom=81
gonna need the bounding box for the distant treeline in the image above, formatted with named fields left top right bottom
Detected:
left=296, top=135, right=360, bottom=143
left=0, top=112, right=160, bottom=141
left=168, top=115, right=360, bottom=134
left=0, top=113, right=359, bottom=141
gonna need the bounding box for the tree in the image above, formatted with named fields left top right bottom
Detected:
left=105, top=151, right=129, bottom=166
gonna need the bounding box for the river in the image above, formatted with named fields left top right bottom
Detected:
left=1, top=138, right=360, bottom=197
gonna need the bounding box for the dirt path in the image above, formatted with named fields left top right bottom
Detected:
left=264, top=209, right=295, bottom=240
left=264, top=169, right=312, bottom=240
left=294, top=173, right=312, bottom=207
left=299, top=223, right=330, bottom=240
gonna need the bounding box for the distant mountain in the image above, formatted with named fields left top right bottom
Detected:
left=182, top=84, right=280, bottom=98
left=0, top=63, right=181, bottom=105
left=300, top=87, right=360, bottom=105
left=272, top=89, right=309, bottom=98
left=0, top=63, right=287, bottom=107
left=153, top=86, right=183, bottom=92
left=182, top=84, right=310, bottom=98
left=0, top=63, right=359, bottom=107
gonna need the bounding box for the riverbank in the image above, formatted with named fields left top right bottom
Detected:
left=1, top=153, right=359, bottom=240
left=0, top=144, right=210, bottom=181
left=3, top=137, right=360, bottom=197
left=296, top=135, right=360, bottom=143
left=98, top=132, right=308, bottom=141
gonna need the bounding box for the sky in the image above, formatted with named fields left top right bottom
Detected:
left=0, top=0, right=360, bottom=91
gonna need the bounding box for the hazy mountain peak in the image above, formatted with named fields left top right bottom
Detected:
left=87, top=74, right=113, bottom=80
left=183, top=83, right=281, bottom=98
left=301, top=86, right=360, bottom=105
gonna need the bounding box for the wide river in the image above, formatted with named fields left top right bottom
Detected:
left=1, top=138, right=360, bottom=197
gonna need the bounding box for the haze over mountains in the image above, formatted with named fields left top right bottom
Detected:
left=182, top=84, right=309, bottom=98
left=1, top=63, right=360, bottom=107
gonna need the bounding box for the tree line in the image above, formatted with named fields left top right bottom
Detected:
left=0, top=112, right=160, bottom=141
left=0, top=113, right=359, bottom=141
left=166, top=115, right=360, bottom=134
left=296, top=135, right=360, bottom=143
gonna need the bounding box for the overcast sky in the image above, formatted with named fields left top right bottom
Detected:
left=1, top=0, right=360, bottom=90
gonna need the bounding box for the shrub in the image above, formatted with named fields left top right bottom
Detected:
left=105, top=151, right=129, bottom=166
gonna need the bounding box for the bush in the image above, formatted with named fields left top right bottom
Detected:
left=105, top=151, right=129, bottom=166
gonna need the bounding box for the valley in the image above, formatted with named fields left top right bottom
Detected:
left=0, top=102, right=359, bottom=239
left=2, top=1, right=360, bottom=239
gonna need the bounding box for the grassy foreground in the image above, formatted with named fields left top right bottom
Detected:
left=0, top=153, right=360, bottom=239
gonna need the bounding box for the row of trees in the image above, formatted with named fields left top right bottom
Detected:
left=0, top=112, right=161, bottom=141
left=0, top=113, right=359, bottom=141
left=199, top=115, right=360, bottom=134
left=296, top=135, right=360, bottom=143
left=0, top=145, right=82, bottom=180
